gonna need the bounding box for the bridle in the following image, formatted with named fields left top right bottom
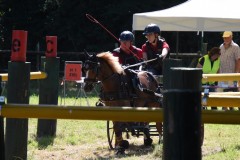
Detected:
left=83, top=59, right=118, bottom=84
left=83, top=57, right=132, bottom=101
left=83, top=54, right=162, bottom=103
left=83, top=60, right=99, bottom=83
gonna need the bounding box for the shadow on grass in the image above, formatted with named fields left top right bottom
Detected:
left=36, top=136, right=55, bottom=149
left=235, top=145, right=240, bottom=150
left=88, top=144, right=162, bottom=160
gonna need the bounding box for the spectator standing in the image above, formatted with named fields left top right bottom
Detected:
left=219, top=31, right=240, bottom=110
left=196, top=47, right=221, bottom=146
left=196, top=47, right=221, bottom=110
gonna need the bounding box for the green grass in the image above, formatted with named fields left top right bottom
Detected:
left=26, top=117, right=240, bottom=160
left=2, top=85, right=240, bottom=159
left=203, top=124, right=240, bottom=160
left=25, top=95, right=240, bottom=160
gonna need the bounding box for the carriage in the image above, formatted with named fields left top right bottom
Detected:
left=82, top=51, right=164, bottom=153
left=106, top=120, right=162, bottom=149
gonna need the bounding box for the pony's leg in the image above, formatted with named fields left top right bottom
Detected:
left=156, top=122, right=163, bottom=138
left=201, top=123, right=204, bottom=146
left=113, top=121, right=123, bottom=147
left=143, top=123, right=153, bottom=146
left=134, top=100, right=154, bottom=146
left=149, top=102, right=163, bottom=142
left=113, top=121, right=129, bottom=150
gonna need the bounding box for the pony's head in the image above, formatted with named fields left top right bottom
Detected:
left=82, top=51, right=123, bottom=92
left=82, top=53, right=99, bottom=92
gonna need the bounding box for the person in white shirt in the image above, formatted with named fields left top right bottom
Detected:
left=219, top=31, right=240, bottom=110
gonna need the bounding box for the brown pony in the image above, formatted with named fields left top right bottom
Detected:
left=82, top=52, right=162, bottom=153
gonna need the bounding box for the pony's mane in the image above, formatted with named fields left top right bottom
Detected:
left=97, top=52, right=123, bottom=74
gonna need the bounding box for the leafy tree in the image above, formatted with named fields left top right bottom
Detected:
left=0, top=0, right=48, bottom=50
left=0, top=0, right=187, bottom=52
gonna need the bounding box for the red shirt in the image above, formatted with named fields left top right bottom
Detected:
left=142, top=41, right=169, bottom=53
left=112, top=45, right=143, bottom=64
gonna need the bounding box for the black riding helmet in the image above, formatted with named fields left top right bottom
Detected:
left=142, top=23, right=161, bottom=35
left=119, top=31, right=134, bottom=41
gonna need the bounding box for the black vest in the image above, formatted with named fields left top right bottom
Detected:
left=146, top=37, right=169, bottom=71
left=113, top=46, right=140, bottom=66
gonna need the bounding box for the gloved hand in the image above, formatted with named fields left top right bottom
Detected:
left=141, top=63, right=147, bottom=70
left=138, top=58, right=144, bottom=62
left=122, top=65, right=129, bottom=70
left=157, top=54, right=163, bottom=60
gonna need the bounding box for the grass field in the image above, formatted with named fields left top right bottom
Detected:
left=1, top=83, right=240, bottom=160
left=25, top=94, right=240, bottom=160
left=27, top=121, right=240, bottom=160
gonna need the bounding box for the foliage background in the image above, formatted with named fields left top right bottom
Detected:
left=1, top=0, right=240, bottom=72
left=0, top=0, right=198, bottom=53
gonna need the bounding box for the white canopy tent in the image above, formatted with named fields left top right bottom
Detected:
left=133, top=0, right=240, bottom=32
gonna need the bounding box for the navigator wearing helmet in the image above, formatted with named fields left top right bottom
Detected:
left=112, top=31, right=143, bottom=67
left=142, top=23, right=170, bottom=75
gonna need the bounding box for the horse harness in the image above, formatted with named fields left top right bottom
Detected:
left=83, top=58, right=160, bottom=106
left=99, top=73, right=133, bottom=101
left=100, top=69, right=159, bottom=107
left=83, top=59, right=132, bottom=101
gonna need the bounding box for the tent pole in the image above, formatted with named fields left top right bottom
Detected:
left=201, top=31, right=204, bottom=55
left=197, top=31, right=203, bottom=56
left=176, top=32, right=179, bottom=58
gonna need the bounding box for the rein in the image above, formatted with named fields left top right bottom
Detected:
left=84, top=60, right=119, bottom=84
left=84, top=78, right=97, bottom=83
left=123, top=58, right=158, bottom=69
left=83, top=60, right=99, bottom=83
left=87, top=60, right=131, bottom=101
left=83, top=55, right=161, bottom=103
left=99, top=73, right=132, bottom=101
left=83, top=59, right=130, bottom=101
left=101, top=72, right=119, bottom=83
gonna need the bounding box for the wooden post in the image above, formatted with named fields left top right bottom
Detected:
left=5, top=30, right=30, bottom=160
left=37, top=56, right=59, bottom=137
left=0, top=77, right=5, bottom=160
left=5, top=62, right=30, bottom=160
left=163, top=68, right=202, bottom=160
left=37, top=36, right=59, bottom=137
left=162, top=58, right=183, bottom=90
left=0, top=116, right=4, bottom=160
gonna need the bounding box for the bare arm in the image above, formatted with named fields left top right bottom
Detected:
left=161, top=48, right=169, bottom=59
left=235, top=58, right=240, bottom=73
left=236, top=59, right=240, bottom=90
left=142, top=52, right=148, bottom=61
left=196, top=63, right=202, bottom=68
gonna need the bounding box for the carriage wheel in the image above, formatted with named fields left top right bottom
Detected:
left=107, top=121, right=115, bottom=149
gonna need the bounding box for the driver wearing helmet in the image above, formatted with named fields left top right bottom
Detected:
left=112, top=31, right=143, bottom=67
left=142, top=23, right=170, bottom=75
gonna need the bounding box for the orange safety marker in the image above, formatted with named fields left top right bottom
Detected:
left=65, top=62, right=82, bottom=81
left=10, top=30, right=28, bottom=62
left=45, top=36, right=57, bottom=58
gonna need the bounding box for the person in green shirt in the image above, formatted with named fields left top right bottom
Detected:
left=197, top=47, right=221, bottom=75
left=196, top=47, right=220, bottom=146
left=197, top=47, right=221, bottom=110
